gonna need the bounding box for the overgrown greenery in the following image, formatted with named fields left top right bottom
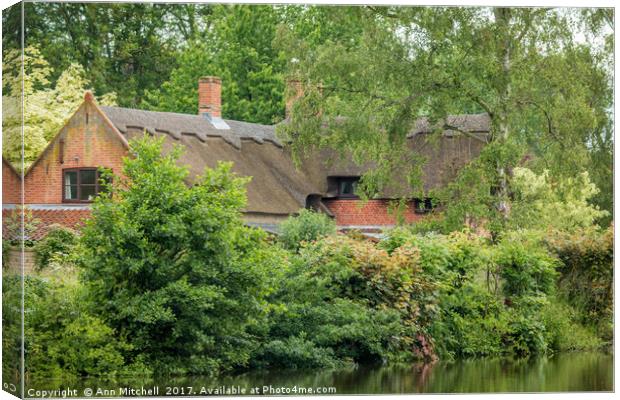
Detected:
left=278, top=209, right=336, bottom=251
left=4, top=136, right=610, bottom=381
left=278, top=6, right=613, bottom=231
left=33, top=224, right=78, bottom=271
left=76, top=136, right=281, bottom=376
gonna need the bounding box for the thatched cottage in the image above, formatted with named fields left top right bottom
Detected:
left=2, top=77, right=489, bottom=240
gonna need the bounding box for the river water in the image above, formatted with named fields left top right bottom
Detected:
left=25, top=352, right=612, bottom=396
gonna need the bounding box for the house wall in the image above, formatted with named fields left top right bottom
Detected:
left=2, top=160, right=21, bottom=204
left=324, top=199, right=424, bottom=227
left=24, top=101, right=128, bottom=204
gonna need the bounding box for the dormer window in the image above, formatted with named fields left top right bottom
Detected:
left=63, top=168, right=107, bottom=203
left=337, top=177, right=360, bottom=198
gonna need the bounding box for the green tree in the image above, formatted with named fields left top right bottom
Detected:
left=509, top=167, right=608, bottom=232
left=3, top=2, right=207, bottom=108
left=77, top=135, right=273, bottom=375
left=144, top=5, right=286, bottom=124
left=278, top=6, right=613, bottom=234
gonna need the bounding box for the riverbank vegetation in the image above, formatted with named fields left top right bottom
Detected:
left=2, top=136, right=612, bottom=380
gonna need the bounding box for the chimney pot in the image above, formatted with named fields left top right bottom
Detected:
left=198, top=76, right=222, bottom=117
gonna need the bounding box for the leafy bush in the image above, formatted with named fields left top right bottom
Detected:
left=504, top=311, right=547, bottom=356
left=545, top=225, right=613, bottom=340
left=494, top=232, right=559, bottom=299
left=430, top=283, right=509, bottom=359
left=77, top=136, right=275, bottom=376
left=406, top=215, right=448, bottom=235
left=257, top=234, right=437, bottom=367
left=2, top=275, right=23, bottom=377
left=539, top=300, right=603, bottom=353
left=278, top=208, right=336, bottom=251
left=1, top=273, right=135, bottom=378
left=253, top=335, right=340, bottom=369
left=33, top=224, right=77, bottom=270
left=2, top=240, right=11, bottom=269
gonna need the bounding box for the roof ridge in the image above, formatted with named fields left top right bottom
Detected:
left=100, top=105, right=277, bottom=128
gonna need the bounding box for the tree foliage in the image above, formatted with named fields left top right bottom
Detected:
left=4, top=2, right=202, bottom=108
left=144, top=5, right=287, bottom=124
left=76, top=135, right=277, bottom=375
left=509, top=167, right=608, bottom=231
left=278, top=6, right=613, bottom=232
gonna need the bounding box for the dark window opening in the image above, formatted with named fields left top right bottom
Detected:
left=337, top=177, right=360, bottom=198
left=63, top=168, right=108, bottom=203
left=414, top=198, right=435, bottom=214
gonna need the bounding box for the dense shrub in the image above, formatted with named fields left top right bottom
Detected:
left=278, top=209, right=336, bottom=251
left=545, top=226, right=613, bottom=340
left=1, top=272, right=135, bottom=378
left=77, top=136, right=276, bottom=376
left=2, top=275, right=23, bottom=378
left=383, top=228, right=602, bottom=359
left=33, top=224, right=78, bottom=270
left=495, top=232, right=559, bottom=299
left=2, top=240, right=10, bottom=269
left=253, top=335, right=340, bottom=369
left=539, top=300, right=603, bottom=353
left=430, top=283, right=509, bottom=359
left=255, top=234, right=437, bottom=367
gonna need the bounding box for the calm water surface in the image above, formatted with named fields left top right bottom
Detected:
left=26, top=352, right=612, bottom=396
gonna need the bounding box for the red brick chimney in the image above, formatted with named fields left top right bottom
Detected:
left=198, top=76, right=221, bottom=117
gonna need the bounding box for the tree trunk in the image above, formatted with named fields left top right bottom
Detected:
left=494, top=7, right=513, bottom=225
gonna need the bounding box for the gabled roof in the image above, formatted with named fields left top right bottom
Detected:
left=23, top=92, right=129, bottom=177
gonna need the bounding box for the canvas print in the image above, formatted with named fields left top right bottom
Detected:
left=1, top=1, right=614, bottom=398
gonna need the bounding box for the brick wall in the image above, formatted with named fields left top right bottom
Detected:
left=324, top=199, right=425, bottom=226
left=24, top=101, right=128, bottom=204
left=2, top=160, right=21, bottom=204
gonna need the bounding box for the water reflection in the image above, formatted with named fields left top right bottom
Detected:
left=26, top=352, right=612, bottom=396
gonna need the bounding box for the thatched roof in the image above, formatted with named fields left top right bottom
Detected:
left=410, top=113, right=491, bottom=136
left=101, top=106, right=316, bottom=216
left=101, top=106, right=282, bottom=149
left=300, top=114, right=490, bottom=196
left=100, top=106, right=490, bottom=214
